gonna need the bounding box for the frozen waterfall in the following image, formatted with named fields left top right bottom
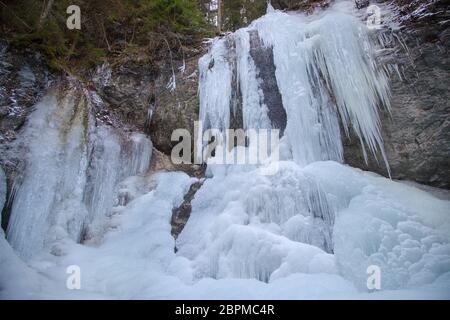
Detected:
left=198, top=4, right=391, bottom=168
left=6, top=84, right=152, bottom=260
left=187, top=1, right=395, bottom=281
left=177, top=2, right=450, bottom=293
left=0, top=1, right=449, bottom=300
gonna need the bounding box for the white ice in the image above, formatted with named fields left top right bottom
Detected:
left=5, top=85, right=152, bottom=260
left=2, top=161, right=449, bottom=299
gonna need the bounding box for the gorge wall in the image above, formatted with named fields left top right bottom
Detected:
left=343, top=0, right=450, bottom=189
left=144, top=0, right=450, bottom=188
left=0, top=0, right=449, bottom=209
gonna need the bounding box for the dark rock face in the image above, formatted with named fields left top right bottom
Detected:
left=90, top=48, right=204, bottom=156
left=354, top=0, right=369, bottom=9
left=249, top=30, right=287, bottom=135
left=171, top=180, right=204, bottom=243
left=272, top=0, right=331, bottom=11
left=149, top=54, right=201, bottom=155
left=228, top=38, right=244, bottom=132
left=0, top=166, right=6, bottom=228
left=0, top=42, right=51, bottom=230
left=91, top=59, right=158, bottom=130
left=344, top=0, right=450, bottom=189
left=0, top=41, right=50, bottom=150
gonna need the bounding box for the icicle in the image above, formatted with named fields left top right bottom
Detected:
left=198, top=37, right=234, bottom=132
left=266, top=1, right=275, bottom=14
left=6, top=88, right=91, bottom=259
left=234, top=29, right=271, bottom=131
left=6, top=85, right=153, bottom=259
left=198, top=6, right=391, bottom=171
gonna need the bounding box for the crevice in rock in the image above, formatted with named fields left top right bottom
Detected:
left=248, top=30, right=287, bottom=136
left=171, top=180, right=204, bottom=252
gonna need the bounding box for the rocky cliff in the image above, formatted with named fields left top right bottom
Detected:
left=343, top=0, right=450, bottom=189
left=1, top=0, right=448, bottom=194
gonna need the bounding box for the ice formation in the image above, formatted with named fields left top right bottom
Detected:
left=6, top=85, right=152, bottom=260
left=1, top=1, right=449, bottom=299
left=177, top=161, right=450, bottom=291
left=198, top=2, right=391, bottom=167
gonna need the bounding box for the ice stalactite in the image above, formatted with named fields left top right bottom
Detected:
left=82, top=128, right=152, bottom=241
left=198, top=38, right=234, bottom=133
left=6, top=84, right=152, bottom=259
left=198, top=5, right=391, bottom=168
left=6, top=87, right=91, bottom=259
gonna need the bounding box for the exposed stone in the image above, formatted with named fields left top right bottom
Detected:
left=171, top=180, right=204, bottom=243
left=0, top=41, right=50, bottom=152
left=354, top=0, right=369, bottom=9
left=91, top=58, right=158, bottom=131
left=272, top=0, right=331, bottom=12
left=149, top=147, right=205, bottom=178
left=89, top=44, right=206, bottom=170
left=344, top=0, right=450, bottom=189
left=249, top=30, right=287, bottom=135
left=149, top=147, right=179, bottom=173
left=0, top=166, right=6, bottom=228
left=149, top=53, right=202, bottom=155
left=0, top=41, right=52, bottom=231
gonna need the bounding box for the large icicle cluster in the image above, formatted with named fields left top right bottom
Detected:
left=6, top=84, right=152, bottom=260
left=198, top=3, right=391, bottom=167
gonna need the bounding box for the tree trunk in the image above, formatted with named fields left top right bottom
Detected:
left=38, top=0, right=55, bottom=29
left=217, top=0, right=222, bottom=33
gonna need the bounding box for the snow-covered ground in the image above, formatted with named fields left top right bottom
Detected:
left=1, top=161, right=449, bottom=299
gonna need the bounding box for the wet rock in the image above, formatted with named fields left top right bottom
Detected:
left=171, top=180, right=204, bottom=243
left=248, top=30, right=287, bottom=135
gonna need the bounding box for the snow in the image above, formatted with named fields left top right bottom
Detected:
left=2, top=161, right=449, bottom=299
left=304, top=161, right=450, bottom=291
left=1, top=1, right=449, bottom=300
